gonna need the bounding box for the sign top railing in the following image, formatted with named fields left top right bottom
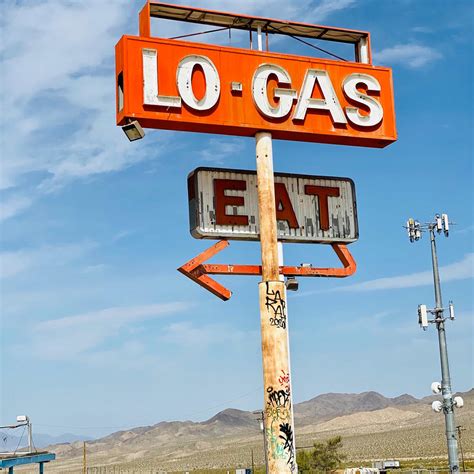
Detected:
left=139, top=1, right=371, bottom=63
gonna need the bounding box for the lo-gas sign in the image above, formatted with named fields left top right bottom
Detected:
left=116, top=37, right=396, bottom=148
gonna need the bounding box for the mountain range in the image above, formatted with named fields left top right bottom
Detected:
left=8, top=389, right=474, bottom=473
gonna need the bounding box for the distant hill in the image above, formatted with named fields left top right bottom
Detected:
left=294, top=390, right=418, bottom=425
left=48, top=391, right=420, bottom=456
left=23, top=389, right=474, bottom=473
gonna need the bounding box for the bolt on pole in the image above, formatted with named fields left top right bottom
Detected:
left=429, top=226, right=459, bottom=472
left=256, top=132, right=297, bottom=473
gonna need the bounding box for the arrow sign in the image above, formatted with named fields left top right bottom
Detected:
left=178, top=240, right=356, bottom=301
left=177, top=240, right=233, bottom=301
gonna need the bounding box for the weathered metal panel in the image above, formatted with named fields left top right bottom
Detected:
left=188, top=167, right=358, bottom=243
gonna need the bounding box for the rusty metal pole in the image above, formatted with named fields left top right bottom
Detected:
left=256, top=131, right=297, bottom=473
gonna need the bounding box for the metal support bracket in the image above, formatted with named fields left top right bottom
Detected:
left=137, top=1, right=372, bottom=64
left=178, top=240, right=356, bottom=301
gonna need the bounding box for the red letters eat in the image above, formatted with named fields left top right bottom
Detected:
left=214, top=179, right=249, bottom=226
left=214, top=179, right=340, bottom=231
left=275, top=183, right=299, bottom=229
left=304, top=185, right=340, bottom=230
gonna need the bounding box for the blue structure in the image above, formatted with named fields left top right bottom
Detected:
left=0, top=452, right=55, bottom=473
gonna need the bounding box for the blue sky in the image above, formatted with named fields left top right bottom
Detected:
left=1, top=0, right=472, bottom=439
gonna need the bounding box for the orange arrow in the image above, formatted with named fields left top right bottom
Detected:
left=178, top=240, right=356, bottom=301
left=177, top=240, right=233, bottom=301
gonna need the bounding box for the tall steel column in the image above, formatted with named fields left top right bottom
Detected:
left=429, top=227, right=459, bottom=472
left=406, top=215, right=461, bottom=473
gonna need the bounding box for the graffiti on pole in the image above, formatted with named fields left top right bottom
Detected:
left=265, top=371, right=296, bottom=472
left=267, top=386, right=291, bottom=410
left=265, top=283, right=287, bottom=329
left=266, top=426, right=286, bottom=460
left=278, top=370, right=290, bottom=391
left=279, top=422, right=297, bottom=472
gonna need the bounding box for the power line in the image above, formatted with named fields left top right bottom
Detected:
left=180, top=386, right=263, bottom=419
left=35, top=386, right=263, bottom=431
left=34, top=423, right=130, bottom=430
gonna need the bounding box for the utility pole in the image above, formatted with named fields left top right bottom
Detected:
left=83, top=441, right=87, bottom=474
left=406, top=214, right=464, bottom=473
left=256, top=131, right=296, bottom=474
left=27, top=418, right=33, bottom=453
left=456, top=426, right=466, bottom=472
left=253, top=410, right=269, bottom=473
left=254, top=26, right=296, bottom=474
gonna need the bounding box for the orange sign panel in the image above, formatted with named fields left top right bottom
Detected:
left=116, top=36, right=396, bottom=147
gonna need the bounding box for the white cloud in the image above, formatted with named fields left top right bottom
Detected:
left=0, top=0, right=169, bottom=210
left=199, top=138, right=246, bottom=164
left=0, top=251, right=31, bottom=279
left=112, top=229, right=136, bottom=242
left=0, top=195, right=34, bottom=222
left=454, top=224, right=474, bottom=235
left=310, top=0, right=357, bottom=20
left=412, top=26, right=434, bottom=34
left=162, top=321, right=252, bottom=347
left=330, top=253, right=473, bottom=293
left=82, top=263, right=108, bottom=274
left=373, top=43, right=442, bottom=68
left=0, top=241, right=97, bottom=279
left=330, top=310, right=413, bottom=336
left=30, top=302, right=191, bottom=360
left=0, top=0, right=357, bottom=219
left=81, top=340, right=161, bottom=370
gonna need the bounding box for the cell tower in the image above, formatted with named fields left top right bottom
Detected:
left=405, top=214, right=464, bottom=473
